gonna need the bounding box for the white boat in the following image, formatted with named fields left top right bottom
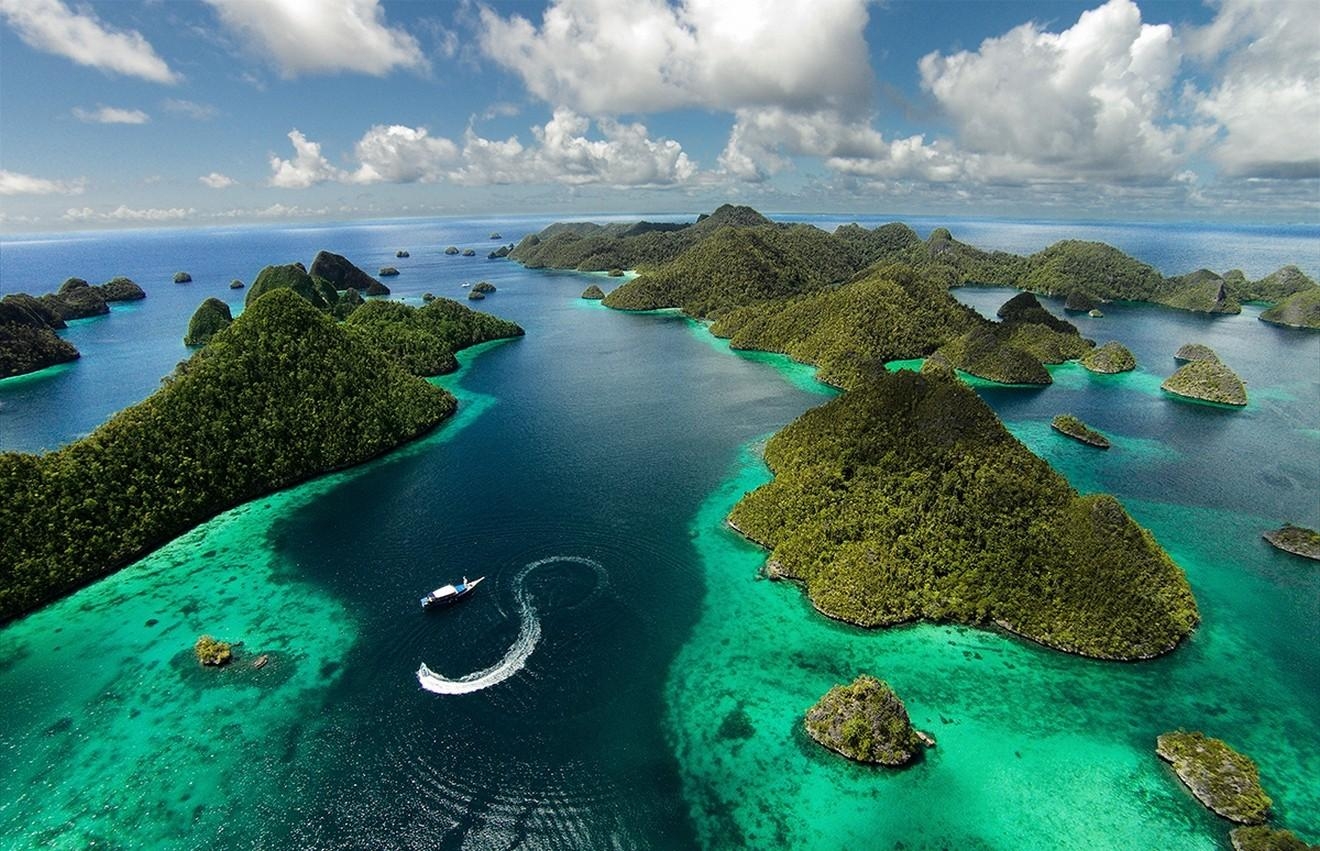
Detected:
left=420, top=576, right=484, bottom=609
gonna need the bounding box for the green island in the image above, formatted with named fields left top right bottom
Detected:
left=1230, top=826, right=1318, bottom=851
left=1262, top=524, right=1320, bottom=562
left=1051, top=414, right=1111, bottom=449
left=229, top=279, right=244, bottom=290
left=0, top=260, right=523, bottom=621
left=1260, top=288, right=1320, bottom=330
left=1, top=276, right=147, bottom=378
left=514, top=207, right=1201, bottom=660
left=467, top=290, right=485, bottom=300
left=1156, top=731, right=1272, bottom=824
left=173, top=272, right=191, bottom=284
left=1175, top=343, right=1220, bottom=363
left=472, top=281, right=496, bottom=294
left=184, top=297, right=234, bottom=347
left=1162, top=359, right=1248, bottom=406
left=378, top=266, right=399, bottom=277
left=803, top=675, right=930, bottom=766
left=194, top=635, right=233, bottom=667
left=581, top=284, right=606, bottom=300
left=1081, top=340, right=1136, bottom=374
left=511, top=204, right=1313, bottom=319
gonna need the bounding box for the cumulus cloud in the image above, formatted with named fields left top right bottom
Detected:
left=204, top=0, right=426, bottom=77
left=72, top=105, right=150, bottom=124
left=917, top=0, right=1194, bottom=182
left=0, top=0, right=179, bottom=83
left=267, top=112, right=695, bottom=190
left=163, top=99, right=220, bottom=121
left=268, top=130, right=346, bottom=188
left=1186, top=0, right=1320, bottom=179
left=63, top=205, right=195, bottom=223
left=351, top=125, right=460, bottom=184
left=478, top=0, right=873, bottom=114
left=0, top=169, right=86, bottom=196
left=199, top=172, right=237, bottom=189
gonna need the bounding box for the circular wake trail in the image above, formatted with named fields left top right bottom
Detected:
left=417, top=556, right=604, bottom=695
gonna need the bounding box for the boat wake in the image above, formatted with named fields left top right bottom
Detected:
left=416, top=556, right=606, bottom=696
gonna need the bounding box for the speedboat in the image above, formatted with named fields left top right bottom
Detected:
left=421, top=576, right=484, bottom=609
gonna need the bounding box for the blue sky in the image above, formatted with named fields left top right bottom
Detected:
left=0, top=0, right=1316, bottom=231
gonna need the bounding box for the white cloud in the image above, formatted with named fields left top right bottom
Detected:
left=478, top=0, right=873, bottom=114
left=917, top=0, right=1194, bottom=182
left=72, top=105, right=150, bottom=124
left=453, top=109, right=696, bottom=187
left=351, top=125, right=459, bottom=184
left=199, top=172, right=237, bottom=189
left=268, top=129, right=346, bottom=188
left=0, top=0, right=178, bottom=83
left=63, top=205, right=195, bottom=223
left=266, top=111, right=696, bottom=190
left=0, top=169, right=86, bottom=196
left=1187, top=0, right=1320, bottom=179
left=204, top=0, right=426, bottom=77
left=163, top=98, right=220, bottom=121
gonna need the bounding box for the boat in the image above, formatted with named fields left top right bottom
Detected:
left=421, top=576, right=484, bottom=609
left=253, top=654, right=269, bottom=669
left=460, top=281, right=470, bottom=288
left=489, top=232, right=502, bottom=240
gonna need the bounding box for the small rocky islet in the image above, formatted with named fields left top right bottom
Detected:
left=1162, top=358, right=1248, bottom=406
left=1156, top=731, right=1272, bottom=824
left=1174, top=342, right=1220, bottom=363
left=1229, top=826, right=1317, bottom=851
left=581, top=284, right=606, bottom=300
left=1262, top=524, right=1320, bottom=562
left=194, top=635, right=233, bottom=667
left=184, top=298, right=234, bottom=347
left=1051, top=414, right=1111, bottom=449
left=803, top=675, right=931, bottom=766
left=173, top=272, right=192, bottom=284
left=1081, top=340, right=1136, bottom=374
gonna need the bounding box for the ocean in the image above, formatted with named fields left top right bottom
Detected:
left=1, top=215, right=1317, bottom=849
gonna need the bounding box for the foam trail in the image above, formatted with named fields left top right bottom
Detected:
left=417, top=556, right=604, bottom=696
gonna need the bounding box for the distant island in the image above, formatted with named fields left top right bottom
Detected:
left=516, top=206, right=1201, bottom=660
left=1081, top=341, right=1136, bottom=374
left=0, top=253, right=523, bottom=622
left=510, top=204, right=1316, bottom=319
left=1260, top=288, right=1320, bottom=330
left=1, top=276, right=146, bottom=379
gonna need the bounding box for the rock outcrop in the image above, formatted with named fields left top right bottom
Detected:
left=1162, top=360, right=1248, bottom=406
left=309, top=250, right=378, bottom=292
left=1174, top=343, right=1220, bottom=363
left=173, top=272, right=192, bottom=283
left=1262, top=525, right=1320, bottom=562
left=97, top=276, right=146, bottom=301
left=1051, top=414, right=1111, bottom=449
left=804, top=675, right=928, bottom=766
left=581, top=284, right=606, bottom=299
left=1081, top=341, right=1136, bottom=374
left=1156, top=732, right=1271, bottom=825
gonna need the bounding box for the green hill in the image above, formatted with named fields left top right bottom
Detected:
left=0, top=290, right=457, bottom=622
left=1259, top=287, right=1320, bottom=329
left=728, top=369, right=1199, bottom=660
left=344, top=297, right=523, bottom=377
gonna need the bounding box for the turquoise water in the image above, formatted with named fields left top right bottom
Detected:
left=2, top=220, right=1318, bottom=849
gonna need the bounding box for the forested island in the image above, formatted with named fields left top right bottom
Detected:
left=1052, top=414, right=1111, bottom=449
left=1156, top=732, right=1272, bottom=824
left=803, top=675, right=929, bottom=765
left=0, top=255, right=523, bottom=622
left=513, top=207, right=1210, bottom=659
left=1, top=276, right=146, bottom=379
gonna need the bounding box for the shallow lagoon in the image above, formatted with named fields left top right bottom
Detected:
left=1, top=218, right=1317, bottom=848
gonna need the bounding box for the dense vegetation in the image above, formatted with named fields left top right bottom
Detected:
left=581, top=284, right=606, bottom=300
left=710, top=263, right=982, bottom=388
left=0, top=321, right=79, bottom=378
left=1162, top=360, right=1248, bottom=406
left=1229, top=826, right=1315, bottom=851
left=344, top=297, right=523, bottom=377
left=1, top=276, right=146, bottom=378
left=1175, top=343, right=1220, bottom=363
left=194, top=635, right=233, bottom=666
left=728, top=368, right=1198, bottom=659
left=472, top=281, right=496, bottom=294
left=1052, top=414, right=1111, bottom=449
left=1081, top=341, right=1137, bottom=374
left=516, top=206, right=1309, bottom=318
left=803, top=675, right=925, bottom=765
left=936, top=326, right=1053, bottom=385
left=1156, top=732, right=1272, bottom=824
left=1260, top=288, right=1320, bottom=330
left=184, top=297, right=233, bottom=347
left=0, top=290, right=458, bottom=622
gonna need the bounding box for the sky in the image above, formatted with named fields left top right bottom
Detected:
left=0, top=0, right=1317, bottom=232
